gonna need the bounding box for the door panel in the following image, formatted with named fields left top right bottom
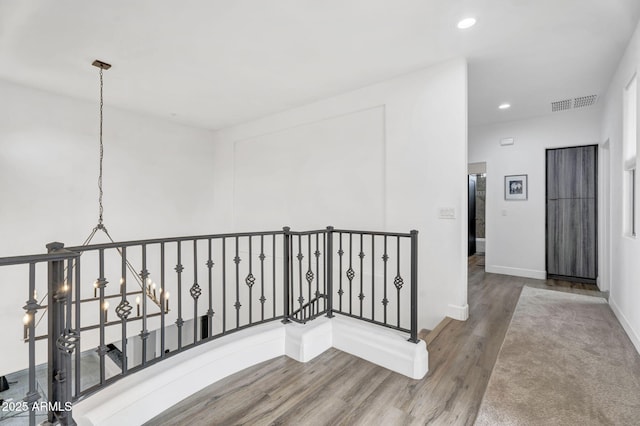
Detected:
left=546, top=145, right=597, bottom=282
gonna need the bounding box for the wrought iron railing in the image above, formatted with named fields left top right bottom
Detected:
left=0, top=226, right=417, bottom=425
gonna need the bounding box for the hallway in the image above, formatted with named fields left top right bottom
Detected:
left=146, top=260, right=610, bottom=425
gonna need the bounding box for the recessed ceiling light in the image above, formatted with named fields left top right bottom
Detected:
left=457, top=17, right=476, bottom=29
left=498, top=103, right=511, bottom=110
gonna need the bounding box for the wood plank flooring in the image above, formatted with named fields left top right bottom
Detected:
left=146, top=256, right=606, bottom=426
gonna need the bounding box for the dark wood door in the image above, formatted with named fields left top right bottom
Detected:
left=468, top=175, right=476, bottom=256
left=546, top=145, right=597, bottom=283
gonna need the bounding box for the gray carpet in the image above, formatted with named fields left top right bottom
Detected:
left=475, top=286, right=640, bottom=426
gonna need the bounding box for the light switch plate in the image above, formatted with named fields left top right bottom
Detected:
left=439, top=207, right=456, bottom=219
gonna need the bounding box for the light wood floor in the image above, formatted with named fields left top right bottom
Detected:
left=146, top=256, right=606, bottom=426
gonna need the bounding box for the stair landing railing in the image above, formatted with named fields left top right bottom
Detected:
left=0, top=226, right=418, bottom=425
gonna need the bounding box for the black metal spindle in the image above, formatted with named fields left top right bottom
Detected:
left=348, top=233, right=353, bottom=315
left=120, top=247, right=129, bottom=373
left=409, top=230, right=419, bottom=343
left=383, top=236, right=388, bottom=325
left=175, top=241, right=184, bottom=350
left=192, top=240, right=200, bottom=345
left=396, top=236, right=401, bottom=328
left=74, top=256, right=81, bottom=398
left=307, top=235, right=312, bottom=319
left=297, top=235, right=304, bottom=320
left=260, top=235, right=265, bottom=321
left=234, top=236, right=241, bottom=328
left=359, top=233, right=364, bottom=318
left=371, top=235, right=375, bottom=321
left=206, top=239, right=214, bottom=339
left=247, top=236, right=254, bottom=325
left=315, top=233, right=320, bottom=315
left=338, top=232, right=343, bottom=311
left=140, top=244, right=149, bottom=365
left=222, top=238, right=227, bottom=332
left=325, top=227, right=334, bottom=318
left=160, top=242, right=166, bottom=357
left=97, top=248, right=107, bottom=383
left=282, top=227, right=291, bottom=323
left=272, top=235, right=276, bottom=317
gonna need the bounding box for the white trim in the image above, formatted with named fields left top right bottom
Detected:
left=73, top=317, right=427, bottom=426
left=485, top=265, right=547, bottom=280
left=610, top=298, right=640, bottom=355
left=447, top=303, right=469, bottom=321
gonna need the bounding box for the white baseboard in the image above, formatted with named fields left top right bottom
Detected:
left=485, top=265, right=547, bottom=280
left=447, top=303, right=469, bottom=321
left=609, top=298, right=640, bottom=355
left=74, top=316, right=427, bottom=425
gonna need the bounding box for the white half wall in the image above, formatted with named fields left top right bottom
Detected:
left=210, top=59, right=469, bottom=330
left=468, top=109, right=602, bottom=280
left=600, top=19, right=640, bottom=353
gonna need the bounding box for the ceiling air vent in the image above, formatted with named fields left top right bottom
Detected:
left=551, top=99, right=572, bottom=112
left=574, top=95, right=598, bottom=108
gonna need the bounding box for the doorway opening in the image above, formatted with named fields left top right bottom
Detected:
left=468, top=162, right=487, bottom=267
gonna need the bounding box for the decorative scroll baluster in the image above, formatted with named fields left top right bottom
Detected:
left=206, top=239, right=214, bottom=339
left=297, top=235, right=304, bottom=320
left=140, top=244, right=150, bottom=365
left=359, top=234, right=365, bottom=318
left=394, top=236, right=404, bottom=328
left=175, top=241, right=184, bottom=350
left=117, top=247, right=131, bottom=373
left=306, top=235, right=314, bottom=319
left=96, top=248, right=108, bottom=383
left=234, top=236, right=241, bottom=328
left=191, top=240, right=202, bottom=345
left=24, top=263, right=40, bottom=426
left=246, top=236, right=255, bottom=324
left=314, top=233, right=320, bottom=316
left=382, top=236, right=389, bottom=325
left=346, top=233, right=354, bottom=315
left=259, top=235, right=266, bottom=321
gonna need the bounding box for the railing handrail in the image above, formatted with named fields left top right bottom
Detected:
left=0, top=250, right=79, bottom=266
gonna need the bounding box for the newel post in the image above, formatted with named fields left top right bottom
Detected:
left=325, top=226, right=335, bottom=318
left=409, top=230, right=419, bottom=343
left=282, top=227, right=291, bottom=323
left=46, top=242, right=76, bottom=425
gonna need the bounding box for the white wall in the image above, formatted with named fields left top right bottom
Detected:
left=0, top=79, right=216, bottom=375
left=469, top=108, right=602, bottom=280
left=600, top=20, right=640, bottom=353
left=210, top=59, right=469, bottom=330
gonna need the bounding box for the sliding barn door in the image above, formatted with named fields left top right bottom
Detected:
left=546, top=145, right=597, bottom=283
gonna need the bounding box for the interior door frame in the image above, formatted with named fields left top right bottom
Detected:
left=545, top=144, right=599, bottom=284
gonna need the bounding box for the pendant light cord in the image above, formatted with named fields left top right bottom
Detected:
left=98, top=67, right=105, bottom=228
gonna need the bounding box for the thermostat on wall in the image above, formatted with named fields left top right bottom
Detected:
left=500, top=137, right=514, bottom=146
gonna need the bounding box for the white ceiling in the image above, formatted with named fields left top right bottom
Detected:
left=1, top=0, right=639, bottom=130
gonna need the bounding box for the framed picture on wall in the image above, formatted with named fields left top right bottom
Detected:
left=505, top=174, right=528, bottom=200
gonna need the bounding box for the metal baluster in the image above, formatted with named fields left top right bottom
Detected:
left=315, top=233, right=320, bottom=316
left=338, top=232, right=343, bottom=312
left=25, top=263, right=40, bottom=426
left=97, top=248, right=108, bottom=383
left=246, top=236, right=254, bottom=325
left=325, top=227, right=334, bottom=318
left=297, top=235, right=304, bottom=320
left=359, top=233, right=364, bottom=318
left=119, top=247, right=129, bottom=373
left=306, top=235, right=312, bottom=319
left=160, top=243, right=166, bottom=357
left=259, top=235, right=265, bottom=321
left=272, top=235, right=276, bottom=318
left=282, top=227, right=291, bottom=323
left=382, top=236, right=389, bottom=325
left=348, top=233, right=353, bottom=315
left=409, top=230, right=419, bottom=343
left=222, top=238, right=227, bottom=333
left=371, top=235, right=375, bottom=321
left=140, top=244, right=150, bottom=365
left=234, top=236, right=241, bottom=328
left=396, top=236, right=401, bottom=328
left=74, top=256, right=81, bottom=398
left=206, top=239, right=214, bottom=339
left=175, top=241, right=184, bottom=350
left=191, top=240, right=201, bottom=345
